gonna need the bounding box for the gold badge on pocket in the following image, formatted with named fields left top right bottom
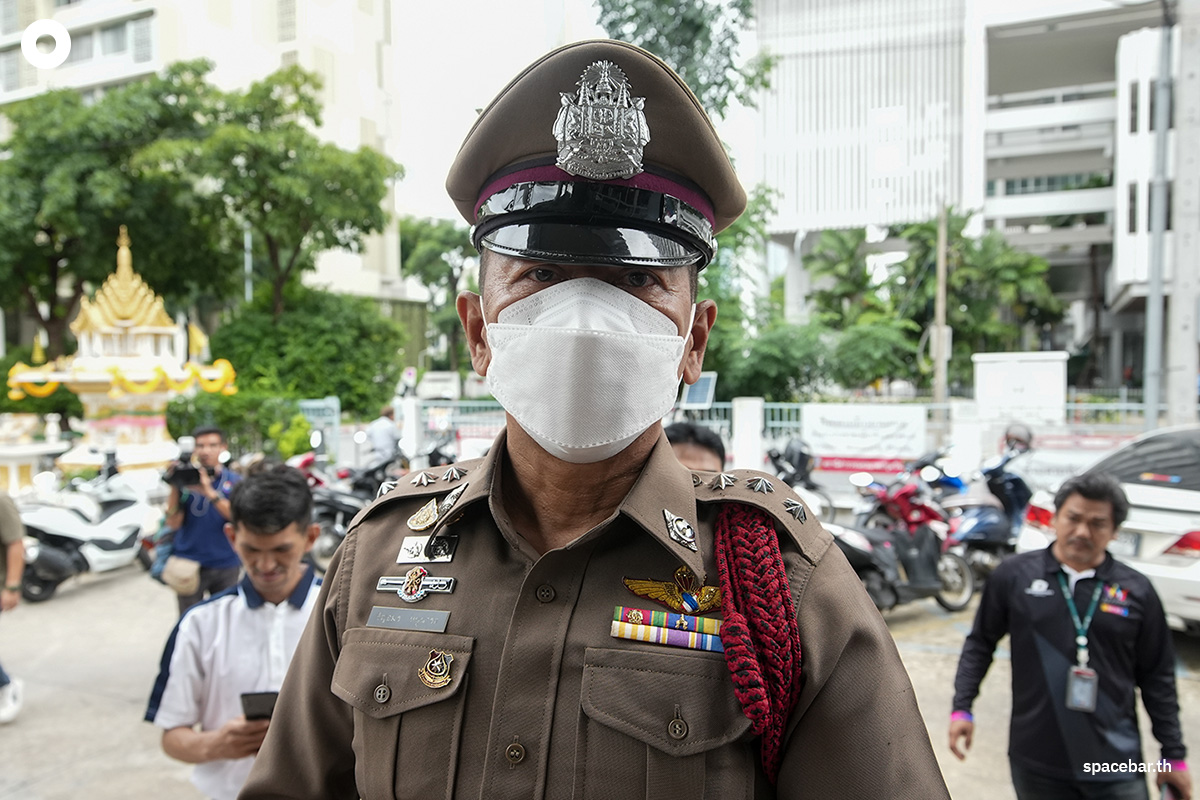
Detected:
left=418, top=649, right=455, bottom=689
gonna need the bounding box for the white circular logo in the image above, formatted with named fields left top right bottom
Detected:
left=21, top=19, right=72, bottom=70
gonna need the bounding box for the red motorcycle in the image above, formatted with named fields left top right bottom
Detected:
left=849, top=461, right=950, bottom=536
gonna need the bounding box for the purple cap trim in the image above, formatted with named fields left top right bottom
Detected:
left=475, top=164, right=715, bottom=226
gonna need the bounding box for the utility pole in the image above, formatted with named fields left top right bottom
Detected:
left=1144, top=0, right=1174, bottom=430
left=1167, top=0, right=1200, bottom=425
left=934, top=205, right=949, bottom=447
left=243, top=221, right=253, bottom=303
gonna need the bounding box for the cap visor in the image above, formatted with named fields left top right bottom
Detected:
left=480, top=223, right=702, bottom=268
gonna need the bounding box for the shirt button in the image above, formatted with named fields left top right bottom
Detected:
left=374, top=684, right=391, bottom=704
left=505, top=742, right=526, bottom=764
left=668, top=718, right=689, bottom=740
left=535, top=584, right=556, bottom=603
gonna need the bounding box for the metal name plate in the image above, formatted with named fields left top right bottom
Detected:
left=365, top=606, right=450, bottom=633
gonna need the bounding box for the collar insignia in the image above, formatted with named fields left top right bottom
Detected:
left=623, top=565, right=721, bottom=614
left=553, top=60, right=650, bottom=180
left=663, top=508, right=698, bottom=552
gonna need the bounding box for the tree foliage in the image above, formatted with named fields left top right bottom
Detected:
left=398, top=216, right=474, bottom=372
left=726, top=323, right=829, bottom=401
left=802, top=228, right=888, bottom=329
left=133, top=64, right=402, bottom=319
left=0, top=62, right=235, bottom=357
left=595, top=0, right=774, bottom=118
left=208, top=285, right=405, bottom=418
left=166, top=388, right=301, bottom=458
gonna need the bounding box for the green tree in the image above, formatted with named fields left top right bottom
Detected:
left=828, top=316, right=919, bottom=391
left=134, top=65, right=402, bottom=319
left=595, top=0, right=774, bottom=118
left=398, top=216, right=474, bottom=372
left=208, top=285, right=405, bottom=418
left=802, top=228, right=889, bottom=328
left=726, top=323, right=829, bottom=401
left=0, top=61, right=234, bottom=358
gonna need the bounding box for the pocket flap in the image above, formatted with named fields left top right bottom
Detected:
left=581, top=646, right=751, bottom=757
left=332, top=627, right=473, bottom=720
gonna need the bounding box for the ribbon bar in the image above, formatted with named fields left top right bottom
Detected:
left=613, top=605, right=722, bottom=635
left=610, top=620, right=725, bottom=653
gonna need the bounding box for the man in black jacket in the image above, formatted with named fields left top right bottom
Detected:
left=949, top=471, right=1190, bottom=800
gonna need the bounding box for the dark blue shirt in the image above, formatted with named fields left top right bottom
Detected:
left=952, top=548, right=1186, bottom=781
left=172, top=470, right=241, bottom=569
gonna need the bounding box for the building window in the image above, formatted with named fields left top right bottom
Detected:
left=101, top=22, right=127, bottom=55
left=281, top=50, right=297, bottom=67
left=1148, top=80, right=1175, bottom=131
left=131, top=18, right=151, bottom=63
left=65, top=31, right=93, bottom=64
left=1128, top=182, right=1138, bottom=234
left=1147, top=180, right=1175, bottom=231
left=0, top=48, right=18, bottom=92
left=1129, top=81, right=1138, bottom=134
left=0, top=0, right=16, bottom=36
left=278, top=0, right=296, bottom=42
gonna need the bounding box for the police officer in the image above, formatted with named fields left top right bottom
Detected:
left=242, top=39, right=949, bottom=800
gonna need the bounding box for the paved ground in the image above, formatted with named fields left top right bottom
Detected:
left=1, top=563, right=1197, bottom=799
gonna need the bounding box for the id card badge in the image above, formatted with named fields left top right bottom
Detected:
left=1066, top=666, right=1098, bottom=712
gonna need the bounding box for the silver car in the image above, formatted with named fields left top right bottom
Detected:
left=1016, top=425, right=1200, bottom=634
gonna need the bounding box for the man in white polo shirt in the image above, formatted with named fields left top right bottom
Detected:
left=146, top=465, right=320, bottom=800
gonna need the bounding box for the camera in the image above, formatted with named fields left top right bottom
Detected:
left=166, top=436, right=216, bottom=488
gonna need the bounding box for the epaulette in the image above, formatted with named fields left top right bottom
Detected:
left=692, top=467, right=833, bottom=565
left=345, top=459, right=483, bottom=532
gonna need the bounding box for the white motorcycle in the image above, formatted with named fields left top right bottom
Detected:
left=19, top=455, right=162, bottom=602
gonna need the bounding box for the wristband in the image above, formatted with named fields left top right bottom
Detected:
left=950, top=710, right=973, bottom=722
left=4, top=584, right=20, bottom=592
left=1166, top=760, right=1187, bottom=772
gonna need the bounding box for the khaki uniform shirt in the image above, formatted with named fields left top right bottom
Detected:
left=0, top=492, right=24, bottom=580
left=242, top=432, right=949, bottom=800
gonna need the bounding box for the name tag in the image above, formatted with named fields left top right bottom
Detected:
left=365, top=606, right=450, bottom=633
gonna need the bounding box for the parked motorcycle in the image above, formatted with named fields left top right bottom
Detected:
left=849, top=458, right=951, bottom=535
left=767, top=438, right=834, bottom=518
left=943, top=446, right=1034, bottom=578
left=19, top=452, right=162, bottom=602
left=827, top=519, right=975, bottom=612
left=309, top=486, right=369, bottom=573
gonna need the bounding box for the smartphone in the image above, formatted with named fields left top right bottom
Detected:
left=240, top=691, right=279, bottom=721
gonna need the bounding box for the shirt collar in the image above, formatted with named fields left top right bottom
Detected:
left=239, top=564, right=316, bottom=610
left=429, top=428, right=706, bottom=580
left=617, top=430, right=707, bottom=582
left=1041, top=546, right=1114, bottom=579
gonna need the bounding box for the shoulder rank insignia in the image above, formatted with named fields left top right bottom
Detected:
left=709, top=473, right=737, bottom=491
left=747, top=476, right=774, bottom=493
left=783, top=497, right=807, bottom=523
left=410, top=471, right=436, bottom=487
left=623, top=565, right=721, bottom=614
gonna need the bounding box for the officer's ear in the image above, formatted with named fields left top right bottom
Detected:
left=680, top=299, right=717, bottom=384
left=457, top=290, right=491, bottom=378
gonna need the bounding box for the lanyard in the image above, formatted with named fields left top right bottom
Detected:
left=1056, top=571, right=1103, bottom=667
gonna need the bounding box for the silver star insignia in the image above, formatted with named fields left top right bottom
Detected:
left=662, top=509, right=698, bottom=552
left=783, top=498, right=808, bottom=523
left=709, top=473, right=737, bottom=491
left=410, top=472, right=436, bottom=487
left=747, top=476, right=775, bottom=494
left=441, top=466, right=467, bottom=482
left=375, top=480, right=398, bottom=500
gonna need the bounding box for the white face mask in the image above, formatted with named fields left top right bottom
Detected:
left=482, top=277, right=694, bottom=463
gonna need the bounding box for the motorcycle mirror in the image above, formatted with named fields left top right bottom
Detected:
left=919, top=465, right=942, bottom=483
left=848, top=471, right=874, bottom=488
left=353, top=430, right=367, bottom=445
left=32, top=471, right=59, bottom=493
left=310, top=430, right=323, bottom=449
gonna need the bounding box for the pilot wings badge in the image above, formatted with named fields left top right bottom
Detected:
left=553, top=60, right=650, bottom=180
left=623, top=565, right=721, bottom=614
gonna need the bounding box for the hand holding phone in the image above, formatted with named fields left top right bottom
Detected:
left=240, top=691, right=278, bottom=721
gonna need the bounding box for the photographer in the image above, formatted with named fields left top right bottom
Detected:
left=146, top=465, right=320, bottom=800
left=165, top=426, right=241, bottom=614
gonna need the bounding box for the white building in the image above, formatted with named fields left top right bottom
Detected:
left=757, top=0, right=1198, bottom=390
left=0, top=0, right=405, bottom=303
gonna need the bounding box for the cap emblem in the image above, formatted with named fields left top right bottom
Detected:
left=553, top=60, right=650, bottom=180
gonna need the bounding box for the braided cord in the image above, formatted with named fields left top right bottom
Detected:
left=714, top=502, right=802, bottom=785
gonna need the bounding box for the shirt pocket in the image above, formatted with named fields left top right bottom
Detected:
left=574, top=646, right=755, bottom=800
left=331, top=627, right=473, bottom=800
